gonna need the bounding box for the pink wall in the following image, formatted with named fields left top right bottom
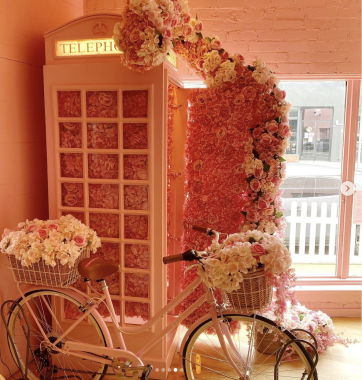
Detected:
left=0, top=0, right=83, bottom=373
left=85, top=0, right=361, bottom=75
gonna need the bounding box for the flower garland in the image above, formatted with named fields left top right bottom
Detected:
left=0, top=215, right=101, bottom=267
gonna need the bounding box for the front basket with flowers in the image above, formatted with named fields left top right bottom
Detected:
left=196, top=230, right=292, bottom=314
left=0, top=215, right=101, bottom=288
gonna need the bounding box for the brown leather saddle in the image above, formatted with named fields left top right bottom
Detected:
left=78, top=257, right=120, bottom=281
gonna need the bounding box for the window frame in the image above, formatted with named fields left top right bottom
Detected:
left=279, top=75, right=361, bottom=285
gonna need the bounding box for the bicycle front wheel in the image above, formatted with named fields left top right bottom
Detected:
left=7, top=289, right=108, bottom=380
left=183, top=313, right=317, bottom=380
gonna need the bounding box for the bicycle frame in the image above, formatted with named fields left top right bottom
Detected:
left=17, top=277, right=245, bottom=378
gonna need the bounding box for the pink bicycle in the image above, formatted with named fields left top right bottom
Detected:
left=6, top=226, right=317, bottom=380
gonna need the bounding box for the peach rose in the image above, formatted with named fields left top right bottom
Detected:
left=251, top=243, right=266, bottom=258
left=73, top=235, right=87, bottom=247
left=250, top=178, right=261, bottom=192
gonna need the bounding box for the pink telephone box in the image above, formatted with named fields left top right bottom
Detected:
left=43, top=13, right=184, bottom=377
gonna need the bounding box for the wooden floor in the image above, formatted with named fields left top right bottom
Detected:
left=167, top=318, right=362, bottom=380
left=6, top=318, right=361, bottom=380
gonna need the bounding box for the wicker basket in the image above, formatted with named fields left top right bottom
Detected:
left=223, top=267, right=272, bottom=314
left=7, top=248, right=87, bottom=288
left=254, top=330, right=282, bottom=355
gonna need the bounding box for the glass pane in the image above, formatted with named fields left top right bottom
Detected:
left=349, top=84, right=362, bottom=276
left=279, top=81, right=346, bottom=276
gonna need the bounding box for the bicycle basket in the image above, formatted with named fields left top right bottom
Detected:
left=223, top=267, right=273, bottom=314
left=7, top=248, right=87, bottom=288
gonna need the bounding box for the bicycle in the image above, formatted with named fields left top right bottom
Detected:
left=5, top=225, right=318, bottom=380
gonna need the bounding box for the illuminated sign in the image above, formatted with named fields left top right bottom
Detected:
left=55, top=38, right=121, bottom=57
left=167, top=50, right=177, bottom=68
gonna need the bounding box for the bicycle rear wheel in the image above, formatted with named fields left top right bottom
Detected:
left=183, top=313, right=317, bottom=380
left=7, top=289, right=108, bottom=380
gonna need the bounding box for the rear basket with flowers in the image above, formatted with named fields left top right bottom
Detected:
left=197, top=230, right=292, bottom=314
left=0, top=215, right=101, bottom=288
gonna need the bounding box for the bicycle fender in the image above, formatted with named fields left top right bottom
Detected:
left=17, top=284, right=114, bottom=349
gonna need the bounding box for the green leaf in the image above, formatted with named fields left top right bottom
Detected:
left=205, top=37, right=212, bottom=42
left=299, top=313, right=305, bottom=321
left=246, top=177, right=253, bottom=183
left=252, top=150, right=260, bottom=159
left=278, top=156, right=286, bottom=162
left=171, top=39, right=176, bottom=47
left=249, top=237, right=257, bottom=243
left=240, top=211, right=247, bottom=216
left=218, top=48, right=225, bottom=55
left=276, top=212, right=284, bottom=218
left=196, top=32, right=203, bottom=39
left=257, top=190, right=263, bottom=197
left=263, top=164, right=271, bottom=172
left=278, top=116, right=282, bottom=123
left=270, top=201, right=275, bottom=205
left=87, top=240, right=92, bottom=247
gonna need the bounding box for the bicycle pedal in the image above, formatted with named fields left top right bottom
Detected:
left=141, top=364, right=152, bottom=380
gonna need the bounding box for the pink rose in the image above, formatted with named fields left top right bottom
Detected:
left=251, top=243, right=266, bottom=258
left=183, top=24, right=192, bottom=36
left=274, top=88, right=286, bottom=101
left=170, top=18, right=177, bottom=28
left=27, top=225, right=37, bottom=233
left=65, top=194, right=77, bottom=206
left=266, top=120, right=279, bottom=135
left=47, top=224, right=58, bottom=230
left=242, top=86, right=257, bottom=101
left=195, top=21, right=203, bottom=31
left=258, top=198, right=269, bottom=209
left=210, top=38, right=221, bottom=50
left=247, top=210, right=260, bottom=222
left=264, top=191, right=275, bottom=202
left=130, top=29, right=140, bottom=43
left=253, top=127, right=263, bottom=139
left=254, top=168, right=264, bottom=179
left=164, top=29, right=172, bottom=38
left=250, top=178, right=261, bottom=192
left=37, top=229, right=47, bottom=240
left=278, top=123, right=291, bottom=137
left=260, top=133, right=273, bottom=146
left=182, top=13, right=190, bottom=23
left=73, top=235, right=87, bottom=247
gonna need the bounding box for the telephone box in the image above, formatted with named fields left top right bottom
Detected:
left=43, top=13, right=183, bottom=377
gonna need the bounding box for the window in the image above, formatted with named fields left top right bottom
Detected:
left=279, top=80, right=361, bottom=280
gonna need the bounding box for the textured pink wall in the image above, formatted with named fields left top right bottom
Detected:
left=0, top=0, right=83, bottom=374
left=85, top=0, right=361, bottom=75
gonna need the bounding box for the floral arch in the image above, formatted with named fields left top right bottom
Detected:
left=112, top=0, right=345, bottom=350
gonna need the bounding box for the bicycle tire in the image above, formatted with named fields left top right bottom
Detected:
left=7, top=289, right=109, bottom=380
left=182, top=313, right=318, bottom=380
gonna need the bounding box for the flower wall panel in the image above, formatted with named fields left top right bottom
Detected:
left=88, top=154, right=119, bottom=179
left=124, top=185, right=148, bottom=210
left=124, top=273, right=149, bottom=298
left=57, top=91, right=81, bottom=117
left=61, top=211, right=85, bottom=223
left=53, top=85, right=153, bottom=326
left=123, top=90, right=148, bottom=118
left=86, top=91, right=118, bottom=118
left=60, top=153, right=83, bottom=178
left=59, top=122, right=82, bottom=148
left=123, top=154, right=148, bottom=180
left=98, top=300, right=121, bottom=323
left=125, top=302, right=149, bottom=323
left=89, top=184, right=119, bottom=209
left=124, top=215, right=148, bottom=240
left=61, top=182, right=84, bottom=207
left=124, top=244, right=149, bottom=269
left=89, top=213, right=119, bottom=238
left=123, top=123, right=148, bottom=149
left=87, top=123, right=118, bottom=149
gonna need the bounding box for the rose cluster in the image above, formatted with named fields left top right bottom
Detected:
left=113, top=0, right=198, bottom=72
left=0, top=215, right=101, bottom=267
left=197, top=230, right=292, bottom=293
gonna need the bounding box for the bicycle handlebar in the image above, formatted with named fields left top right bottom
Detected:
left=192, top=225, right=216, bottom=236
left=163, top=249, right=198, bottom=265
